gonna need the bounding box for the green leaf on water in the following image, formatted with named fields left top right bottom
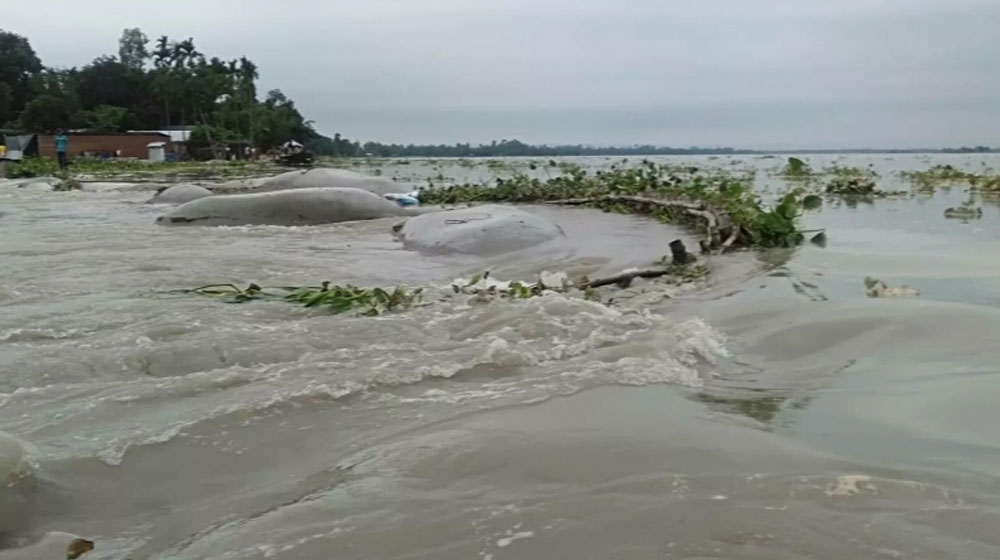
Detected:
left=802, top=194, right=822, bottom=210
left=327, top=297, right=354, bottom=314
left=305, top=291, right=328, bottom=307
left=786, top=157, right=807, bottom=174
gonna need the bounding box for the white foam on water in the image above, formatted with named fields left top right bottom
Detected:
left=496, top=531, right=535, bottom=548
left=826, top=474, right=876, bottom=497
left=0, top=431, right=38, bottom=485
left=0, top=283, right=728, bottom=466
left=0, top=327, right=93, bottom=343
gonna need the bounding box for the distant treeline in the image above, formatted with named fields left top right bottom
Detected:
left=321, top=139, right=998, bottom=158
left=777, top=146, right=997, bottom=155
left=330, top=138, right=741, bottom=158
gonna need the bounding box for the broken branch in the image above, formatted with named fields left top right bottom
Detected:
left=578, top=268, right=672, bottom=290
left=543, top=195, right=723, bottom=249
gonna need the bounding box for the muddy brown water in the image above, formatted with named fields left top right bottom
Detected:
left=2, top=154, right=1000, bottom=559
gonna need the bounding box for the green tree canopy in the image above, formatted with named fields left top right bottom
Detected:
left=0, top=82, right=13, bottom=126
left=84, top=105, right=132, bottom=132
left=19, top=94, right=74, bottom=132
left=1, top=28, right=332, bottom=154
left=118, top=28, right=149, bottom=71
left=0, top=30, right=43, bottom=115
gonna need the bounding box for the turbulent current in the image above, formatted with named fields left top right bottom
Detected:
left=3, top=154, right=1000, bottom=559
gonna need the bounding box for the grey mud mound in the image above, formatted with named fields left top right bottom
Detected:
left=258, top=168, right=400, bottom=196
left=148, top=184, right=214, bottom=204
left=209, top=176, right=272, bottom=193
left=155, top=187, right=415, bottom=227
left=398, top=205, right=565, bottom=256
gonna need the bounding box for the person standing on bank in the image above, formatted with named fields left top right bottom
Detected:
left=55, top=130, right=69, bottom=170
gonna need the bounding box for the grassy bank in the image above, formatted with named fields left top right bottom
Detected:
left=3, top=157, right=280, bottom=181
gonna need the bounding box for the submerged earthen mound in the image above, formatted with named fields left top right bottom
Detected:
left=148, top=184, right=214, bottom=204
left=155, top=187, right=415, bottom=227
left=397, top=205, right=565, bottom=256
left=258, top=168, right=400, bottom=196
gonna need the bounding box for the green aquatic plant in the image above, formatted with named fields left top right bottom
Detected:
left=750, top=191, right=824, bottom=248
left=899, top=164, right=1000, bottom=193
left=6, top=157, right=60, bottom=178
left=183, top=252, right=712, bottom=315
left=52, top=172, right=82, bottom=191
left=285, top=283, right=422, bottom=316
left=419, top=160, right=822, bottom=250
left=824, top=164, right=879, bottom=178
left=969, top=174, right=1000, bottom=192
left=825, top=175, right=877, bottom=196
left=183, top=282, right=423, bottom=316
left=901, top=164, right=977, bottom=191
left=779, top=157, right=813, bottom=178
left=822, top=164, right=879, bottom=195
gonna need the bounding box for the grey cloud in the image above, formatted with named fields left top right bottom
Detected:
left=5, top=0, right=999, bottom=147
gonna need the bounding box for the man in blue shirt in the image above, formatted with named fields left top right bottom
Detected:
left=55, top=130, right=69, bottom=170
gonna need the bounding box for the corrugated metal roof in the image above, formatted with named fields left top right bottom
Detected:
left=127, top=130, right=191, bottom=143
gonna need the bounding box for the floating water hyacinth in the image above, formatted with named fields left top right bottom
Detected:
left=181, top=282, right=423, bottom=316
left=418, top=159, right=824, bottom=250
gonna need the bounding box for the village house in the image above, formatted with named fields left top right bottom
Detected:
left=35, top=131, right=179, bottom=160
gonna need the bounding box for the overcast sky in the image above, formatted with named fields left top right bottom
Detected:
left=5, top=0, right=999, bottom=148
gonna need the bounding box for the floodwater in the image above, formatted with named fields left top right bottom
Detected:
left=2, top=154, right=1000, bottom=559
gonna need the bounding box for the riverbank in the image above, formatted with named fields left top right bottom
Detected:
left=0, top=157, right=282, bottom=184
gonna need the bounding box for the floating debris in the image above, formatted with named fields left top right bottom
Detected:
left=825, top=176, right=876, bottom=196
left=943, top=206, right=983, bottom=219
left=864, top=277, right=919, bottom=298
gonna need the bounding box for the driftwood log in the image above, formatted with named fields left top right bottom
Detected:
left=542, top=195, right=738, bottom=253
left=576, top=239, right=695, bottom=289
left=578, top=268, right=672, bottom=289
